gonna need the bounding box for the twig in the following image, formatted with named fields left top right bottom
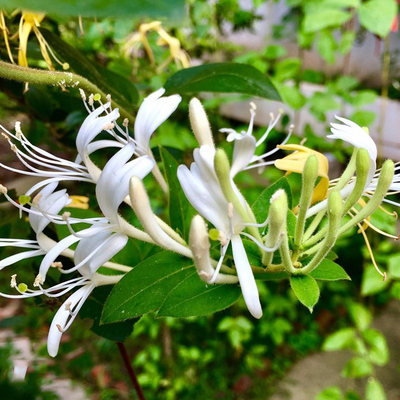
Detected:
left=117, top=342, right=146, bottom=400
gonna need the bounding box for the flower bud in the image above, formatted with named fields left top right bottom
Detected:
left=263, top=189, right=287, bottom=266
left=189, top=98, right=214, bottom=147
left=189, top=215, right=238, bottom=284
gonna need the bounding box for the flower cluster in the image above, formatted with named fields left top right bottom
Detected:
left=1, top=88, right=399, bottom=357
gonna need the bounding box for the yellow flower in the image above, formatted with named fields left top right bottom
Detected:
left=275, top=144, right=329, bottom=204
left=124, top=20, right=190, bottom=72
left=1, top=10, right=68, bottom=71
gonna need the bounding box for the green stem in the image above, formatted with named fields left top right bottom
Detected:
left=303, top=210, right=325, bottom=242
left=0, top=60, right=135, bottom=123
left=297, top=191, right=342, bottom=275
left=294, top=155, right=318, bottom=249
left=338, top=160, right=394, bottom=235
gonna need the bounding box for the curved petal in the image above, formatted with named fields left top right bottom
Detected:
left=231, top=235, right=262, bottom=319
left=329, top=116, right=377, bottom=162
left=75, top=232, right=128, bottom=276
left=0, top=249, right=44, bottom=270
left=47, top=284, right=94, bottom=357
left=231, top=135, right=256, bottom=177
left=96, top=142, right=154, bottom=222
left=38, top=234, right=82, bottom=281
left=177, top=165, right=228, bottom=231
left=134, top=88, right=181, bottom=154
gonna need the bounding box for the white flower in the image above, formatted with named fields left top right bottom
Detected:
left=307, top=116, right=380, bottom=217
left=38, top=142, right=154, bottom=283
left=177, top=144, right=263, bottom=319
left=134, top=88, right=181, bottom=156
left=0, top=182, right=71, bottom=270
left=220, top=104, right=291, bottom=173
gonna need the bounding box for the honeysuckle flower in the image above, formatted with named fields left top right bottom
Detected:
left=0, top=10, right=68, bottom=71
left=220, top=103, right=292, bottom=172
left=306, top=116, right=379, bottom=218
left=275, top=144, right=330, bottom=203
left=0, top=182, right=72, bottom=271
left=38, top=142, right=154, bottom=283
left=177, top=144, right=263, bottom=319
left=124, top=21, right=190, bottom=72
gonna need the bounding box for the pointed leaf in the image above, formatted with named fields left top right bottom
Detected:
left=290, top=274, right=320, bottom=312
left=40, top=28, right=138, bottom=108
left=160, top=147, right=195, bottom=238
left=366, top=378, right=386, bottom=400
left=164, top=63, right=280, bottom=100
left=158, top=271, right=241, bottom=317
left=1, top=0, right=186, bottom=20
left=101, top=252, right=240, bottom=323
left=310, top=259, right=351, bottom=281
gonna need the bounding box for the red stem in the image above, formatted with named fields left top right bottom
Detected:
left=117, top=342, right=146, bottom=400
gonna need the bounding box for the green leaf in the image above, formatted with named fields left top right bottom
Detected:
left=303, top=9, right=352, bottom=33
left=361, top=264, right=390, bottom=296
left=160, top=147, right=194, bottom=238
left=323, top=328, right=356, bottom=351
left=263, top=44, right=287, bottom=60
left=40, top=28, right=138, bottom=108
left=342, top=357, right=373, bottom=378
left=1, top=0, right=186, bottom=20
left=347, top=90, right=377, bottom=107
left=317, top=30, right=337, bottom=64
left=101, top=252, right=240, bottom=323
left=290, top=275, right=320, bottom=312
left=158, top=272, right=241, bottom=317
left=276, top=84, right=306, bottom=110
left=80, top=286, right=137, bottom=341
left=316, top=386, right=343, bottom=400
left=350, top=110, right=376, bottom=126
left=310, top=259, right=351, bottom=281
left=387, top=253, right=400, bottom=278
left=274, top=58, right=302, bottom=82
left=359, top=0, right=397, bottom=38
left=252, top=177, right=292, bottom=224
left=164, top=63, right=280, bottom=100
left=365, top=378, right=386, bottom=400
left=349, top=303, right=371, bottom=331
left=339, top=31, right=356, bottom=54
left=362, top=329, right=389, bottom=366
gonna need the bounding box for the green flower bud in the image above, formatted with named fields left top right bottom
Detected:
left=263, top=189, right=287, bottom=266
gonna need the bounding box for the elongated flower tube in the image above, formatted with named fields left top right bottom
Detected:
left=189, top=215, right=238, bottom=284
left=129, top=176, right=192, bottom=257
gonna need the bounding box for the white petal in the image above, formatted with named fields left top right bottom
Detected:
left=47, top=284, right=94, bottom=357
left=231, top=235, right=262, bottom=319
left=328, top=116, right=377, bottom=162
left=38, top=234, right=82, bottom=280
left=76, top=106, right=120, bottom=159
left=75, top=232, right=128, bottom=276
left=177, top=165, right=228, bottom=231
left=134, top=89, right=181, bottom=153
left=96, top=143, right=154, bottom=222
left=231, top=135, right=256, bottom=177
left=0, top=249, right=44, bottom=269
